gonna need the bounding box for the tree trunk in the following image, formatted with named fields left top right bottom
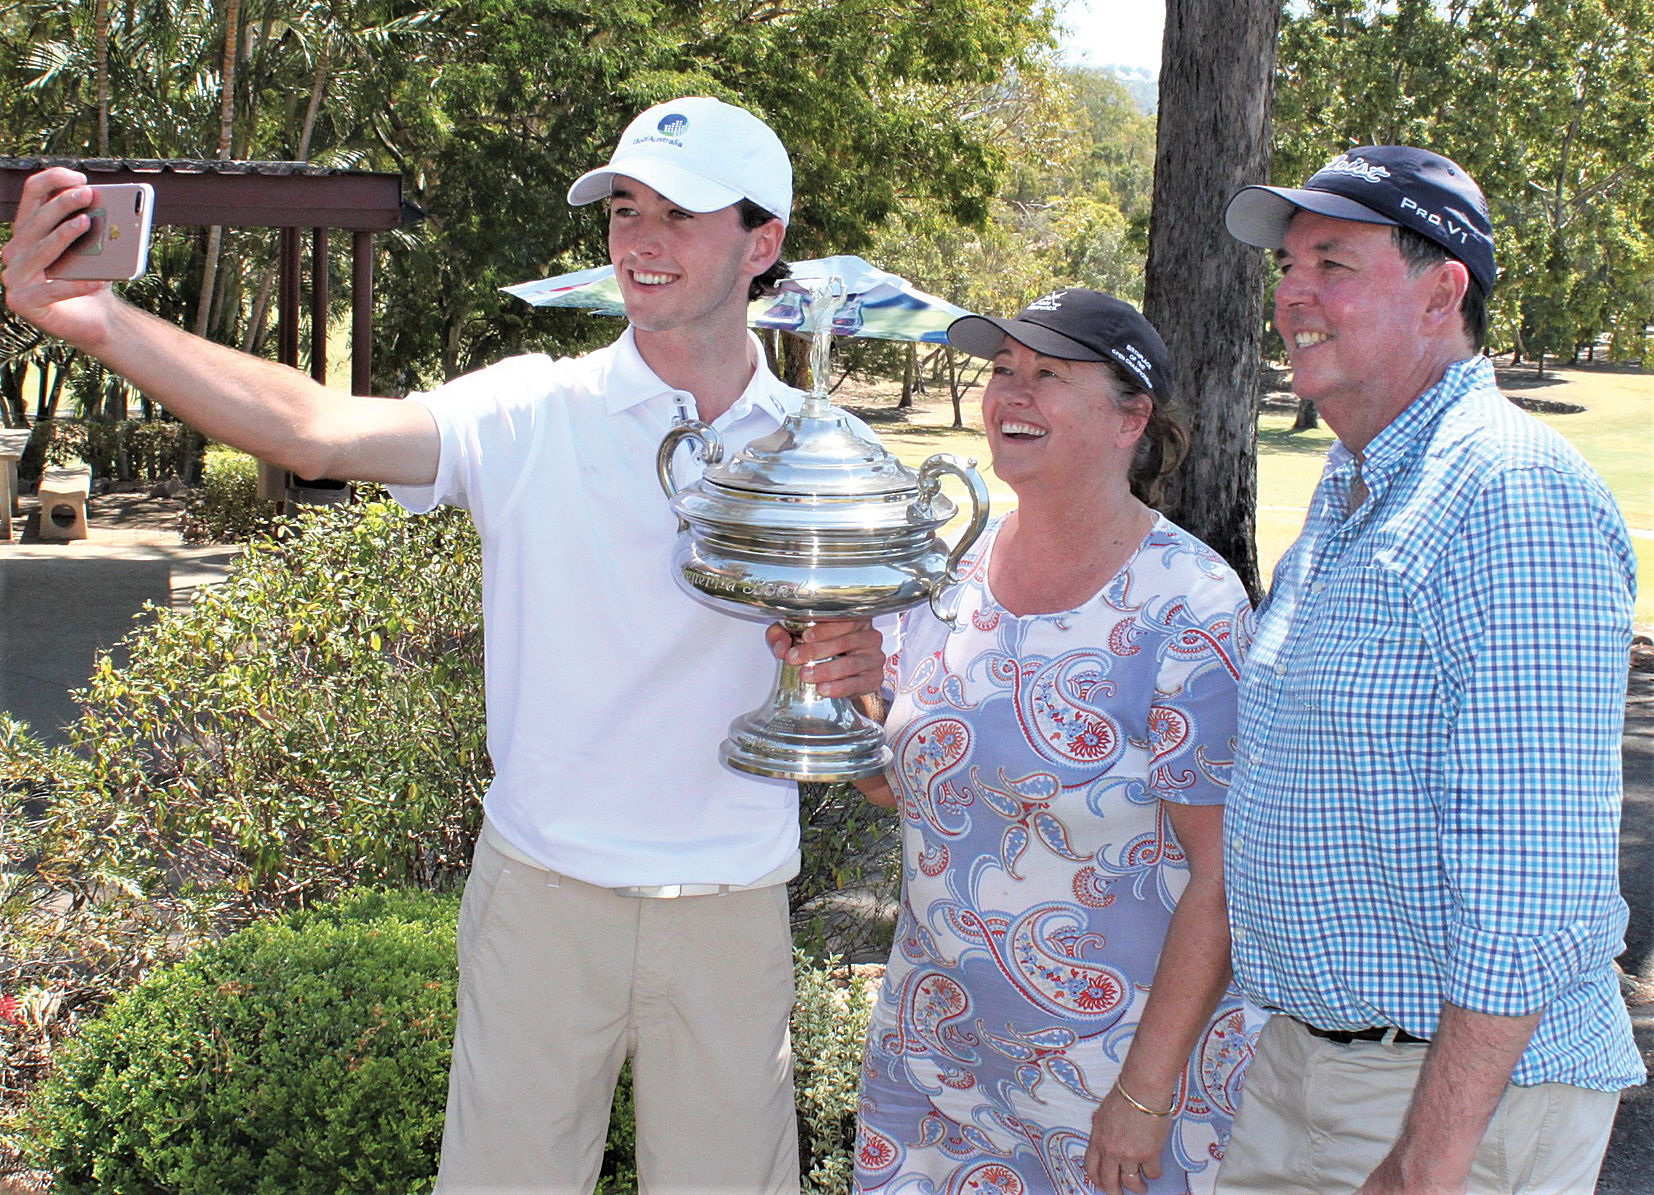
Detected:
left=1291, top=395, right=1319, bottom=431
left=94, top=0, right=110, bottom=155
left=899, top=342, right=915, bottom=410
left=37, top=361, right=69, bottom=421
left=298, top=38, right=331, bottom=159
left=242, top=267, right=277, bottom=355
left=781, top=333, right=811, bottom=391
left=1536, top=351, right=1546, bottom=378
left=1, top=362, right=26, bottom=426
left=945, top=349, right=963, bottom=429
left=1142, top=0, right=1281, bottom=603
left=193, top=0, right=242, bottom=344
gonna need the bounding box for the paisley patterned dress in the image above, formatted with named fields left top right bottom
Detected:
left=855, top=514, right=1255, bottom=1195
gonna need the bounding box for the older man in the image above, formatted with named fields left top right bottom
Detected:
left=1216, top=146, right=1643, bottom=1194
left=2, top=98, right=883, bottom=1193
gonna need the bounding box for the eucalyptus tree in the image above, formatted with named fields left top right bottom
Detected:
left=855, top=63, right=1159, bottom=421
left=1143, top=0, right=1282, bottom=599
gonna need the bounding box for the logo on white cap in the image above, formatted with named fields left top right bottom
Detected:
left=566, top=96, right=792, bottom=226
left=1320, top=153, right=1391, bottom=184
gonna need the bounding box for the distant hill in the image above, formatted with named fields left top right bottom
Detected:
left=1097, top=64, right=1159, bottom=114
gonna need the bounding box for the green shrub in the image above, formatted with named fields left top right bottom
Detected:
left=595, top=1062, right=638, bottom=1195
left=182, top=446, right=275, bottom=543
left=58, top=494, right=489, bottom=916
left=22, top=418, right=198, bottom=483
left=27, top=889, right=458, bottom=1195
left=792, top=953, right=877, bottom=1194
left=0, top=501, right=486, bottom=1169
left=26, top=895, right=875, bottom=1195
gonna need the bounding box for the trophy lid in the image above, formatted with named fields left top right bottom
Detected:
left=703, top=398, right=916, bottom=498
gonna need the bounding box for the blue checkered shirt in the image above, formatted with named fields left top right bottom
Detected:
left=1227, top=356, right=1643, bottom=1090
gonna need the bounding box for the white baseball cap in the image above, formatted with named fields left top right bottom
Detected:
left=567, top=96, right=792, bottom=227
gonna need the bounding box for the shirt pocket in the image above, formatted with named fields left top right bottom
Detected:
left=1279, top=565, right=1433, bottom=722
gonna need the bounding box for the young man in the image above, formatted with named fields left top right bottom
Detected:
left=2, top=96, right=882, bottom=1193
left=1216, top=146, right=1643, bottom=1195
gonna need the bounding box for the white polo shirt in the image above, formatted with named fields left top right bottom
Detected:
left=389, top=327, right=811, bottom=888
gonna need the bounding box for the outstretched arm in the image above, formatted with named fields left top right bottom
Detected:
left=2, top=167, right=438, bottom=485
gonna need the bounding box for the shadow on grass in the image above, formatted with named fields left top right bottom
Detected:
left=842, top=404, right=926, bottom=425
left=1492, top=368, right=1571, bottom=391
left=880, top=424, right=983, bottom=442
left=1256, top=425, right=1336, bottom=457
left=841, top=406, right=983, bottom=443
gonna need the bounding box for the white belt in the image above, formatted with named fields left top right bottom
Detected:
left=481, top=818, right=798, bottom=899
left=612, top=882, right=739, bottom=899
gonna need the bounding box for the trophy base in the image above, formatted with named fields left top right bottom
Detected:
left=720, top=701, right=893, bottom=782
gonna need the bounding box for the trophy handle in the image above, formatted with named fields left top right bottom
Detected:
left=917, top=454, right=991, bottom=624
left=656, top=420, right=724, bottom=501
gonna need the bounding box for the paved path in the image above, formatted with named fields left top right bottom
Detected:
left=0, top=490, right=240, bottom=744
left=0, top=541, right=239, bottom=744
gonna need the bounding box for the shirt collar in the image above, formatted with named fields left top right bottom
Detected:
left=603, top=325, right=793, bottom=426
left=1326, top=355, right=1493, bottom=475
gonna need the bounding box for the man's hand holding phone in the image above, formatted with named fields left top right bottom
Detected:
left=46, top=181, right=154, bottom=282
left=1, top=168, right=148, bottom=353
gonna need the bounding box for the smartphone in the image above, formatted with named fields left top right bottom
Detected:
left=47, top=182, right=155, bottom=281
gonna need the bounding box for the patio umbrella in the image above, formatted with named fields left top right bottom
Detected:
left=501, top=254, right=970, bottom=344
left=499, top=262, right=626, bottom=316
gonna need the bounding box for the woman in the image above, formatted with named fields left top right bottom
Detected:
left=840, top=290, right=1252, bottom=1195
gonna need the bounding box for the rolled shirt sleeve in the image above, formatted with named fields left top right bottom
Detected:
left=1434, top=465, right=1634, bottom=1016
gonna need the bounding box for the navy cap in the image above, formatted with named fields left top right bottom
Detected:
left=947, top=288, right=1173, bottom=396
left=1225, top=146, right=1496, bottom=294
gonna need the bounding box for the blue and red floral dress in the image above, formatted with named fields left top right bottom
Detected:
left=856, top=514, right=1255, bottom=1195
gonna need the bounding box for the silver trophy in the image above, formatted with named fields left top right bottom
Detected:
left=657, top=279, right=990, bottom=782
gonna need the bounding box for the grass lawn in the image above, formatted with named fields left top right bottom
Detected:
left=852, top=354, right=1654, bottom=628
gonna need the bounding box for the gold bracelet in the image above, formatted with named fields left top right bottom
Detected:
left=1113, top=1077, right=1175, bottom=1117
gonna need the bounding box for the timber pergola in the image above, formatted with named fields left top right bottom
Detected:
left=0, top=157, right=414, bottom=396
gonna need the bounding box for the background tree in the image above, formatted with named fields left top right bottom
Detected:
left=372, top=0, right=1059, bottom=387
left=1143, top=0, right=1282, bottom=600
left=858, top=64, right=1159, bottom=421
left=3, top=0, right=1064, bottom=396
left=1273, top=0, right=1654, bottom=366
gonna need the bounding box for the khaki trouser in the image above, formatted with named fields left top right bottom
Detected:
left=1216, top=1015, right=1621, bottom=1195
left=434, top=821, right=800, bottom=1195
